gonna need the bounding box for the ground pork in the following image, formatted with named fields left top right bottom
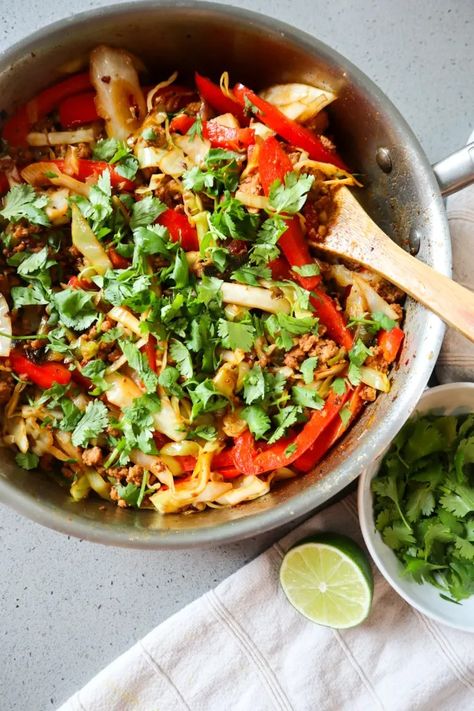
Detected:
left=284, top=336, right=339, bottom=370
left=81, top=446, right=103, bottom=467
left=0, top=370, right=14, bottom=405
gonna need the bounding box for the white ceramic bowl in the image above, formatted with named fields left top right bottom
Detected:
left=358, top=382, right=474, bottom=632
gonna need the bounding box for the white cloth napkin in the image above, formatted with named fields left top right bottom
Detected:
left=436, top=131, right=474, bottom=383
left=59, top=491, right=474, bottom=711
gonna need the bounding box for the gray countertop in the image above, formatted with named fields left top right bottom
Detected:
left=0, top=1, right=473, bottom=709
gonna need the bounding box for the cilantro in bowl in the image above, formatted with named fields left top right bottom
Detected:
left=372, top=413, right=474, bottom=602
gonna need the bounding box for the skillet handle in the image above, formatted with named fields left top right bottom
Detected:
left=432, top=142, right=474, bottom=197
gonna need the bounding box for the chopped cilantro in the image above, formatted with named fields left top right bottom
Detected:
left=348, top=339, right=372, bottom=386
left=130, top=195, right=167, bottom=229
left=141, top=127, right=157, bottom=141
left=187, top=425, right=218, bottom=442
left=268, top=405, right=302, bottom=444
left=331, top=378, right=347, bottom=396
left=158, top=366, right=184, bottom=398
left=169, top=340, right=193, bottom=379
left=284, top=443, right=298, bottom=457
left=300, top=357, right=318, bottom=385
left=187, top=115, right=203, bottom=140
left=183, top=149, right=241, bottom=197
left=241, top=405, right=271, bottom=440
left=291, top=386, right=324, bottom=410
left=0, top=184, right=50, bottom=226
left=71, top=400, right=109, bottom=447
left=292, top=263, right=320, bottom=277
left=268, top=172, right=314, bottom=214
left=15, top=452, right=39, bottom=470
left=242, top=365, right=266, bottom=405
left=81, top=360, right=110, bottom=395
left=119, top=339, right=159, bottom=393
left=348, top=310, right=398, bottom=333
left=93, top=138, right=139, bottom=180
left=217, top=319, right=255, bottom=352
left=52, top=289, right=98, bottom=331
left=372, top=413, right=474, bottom=602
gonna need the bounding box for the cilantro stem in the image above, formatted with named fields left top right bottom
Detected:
left=0, top=331, right=49, bottom=340
left=137, top=469, right=149, bottom=508
left=103, top=447, right=120, bottom=469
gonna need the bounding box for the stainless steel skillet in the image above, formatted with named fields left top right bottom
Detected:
left=0, top=2, right=472, bottom=548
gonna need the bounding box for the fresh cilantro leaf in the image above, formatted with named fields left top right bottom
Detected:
left=130, top=195, right=166, bottom=229
left=231, top=264, right=272, bottom=286
left=74, top=170, right=113, bottom=231
left=15, top=452, right=39, bottom=470
left=382, top=522, right=416, bottom=550
left=440, top=490, right=474, bottom=517
left=268, top=405, right=301, bottom=444
left=300, top=357, right=318, bottom=385
left=171, top=248, right=189, bottom=289
left=243, top=95, right=260, bottom=116
left=115, top=482, right=141, bottom=507
left=188, top=379, right=228, bottom=418
left=11, top=283, right=49, bottom=308
left=217, top=319, right=255, bottom=352
left=208, top=195, right=259, bottom=242
left=196, top=276, right=223, bottom=305
left=339, top=403, right=352, bottom=427
left=52, top=289, right=98, bottom=331
left=118, top=393, right=161, bottom=456
left=169, top=340, right=193, bottom=379
left=187, top=425, right=218, bottom=442
left=348, top=311, right=397, bottom=333
left=292, top=263, right=320, bottom=277
left=119, top=339, right=159, bottom=393
left=0, top=184, right=50, bottom=226
left=454, top=537, right=474, bottom=561
left=257, top=214, right=288, bottom=244
left=183, top=149, right=241, bottom=197
left=158, top=367, right=184, bottom=398
left=81, top=360, right=110, bottom=394
left=58, top=398, right=82, bottom=432
left=406, top=487, right=436, bottom=522
left=71, top=400, right=109, bottom=447
left=187, top=115, right=203, bottom=140
left=265, top=313, right=317, bottom=351
left=242, top=365, right=266, bottom=405
left=241, top=406, right=271, bottom=439
left=17, top=247, right=56, bottom=279
left=348, top=339, right=372, bottom=386
left=291, top=386, right=324, bottom=410
left=93, top=138, right=139, bottom=180
left=331, top=378, right=347, bottom=396
left=268, top=172, right=314, bottom=214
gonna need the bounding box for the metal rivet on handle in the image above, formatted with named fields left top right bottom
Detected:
left=376, top=147, right=392, bottom=173
left=408, top=226, right=421, bottom=255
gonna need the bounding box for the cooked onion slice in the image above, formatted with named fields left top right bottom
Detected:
left=259, top=83, right=336, bottom=123
left=90, top=45, right=146, bottom=139
left=221, top=282, right=291, bottom=314
left=0, top=293, right=12, bottom=357
left=26, top=128, right=97, bottom=146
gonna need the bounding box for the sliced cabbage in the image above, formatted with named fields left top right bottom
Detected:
left=0, top=293, right=12, bottom=357
left=174, top=133, right=211, bottom=165
left=71, top=204, right=112, bottom=275
left=107, top=306, right=143, bottom=336
left=214, top=475, right=270, bottom=506
left=150, top=450, right=213, bottom=513
left=90, top=45, right=146, bottom=139
left=259, top=82, right=336, bottom=122
left=135, top=143, right=188, bottom=177
left=21, top=161, right=91, bottom=197
left=221, top=282, right=290, bottom=315
left=359, top=366, right=390, bottom=393
left=153, top=395, right=188, bottom=442
left=26, top=128, right=97, bottom=146
left=45, top=188, right=70, bottom=225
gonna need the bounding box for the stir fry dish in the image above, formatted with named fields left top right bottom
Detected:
left=0, top=46, right=405, bottom=513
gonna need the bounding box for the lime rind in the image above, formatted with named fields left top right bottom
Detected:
left=279, top=537, right=373, bottom=629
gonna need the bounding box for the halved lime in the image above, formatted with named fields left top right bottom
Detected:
left=279, top=533, right=373, bottom=629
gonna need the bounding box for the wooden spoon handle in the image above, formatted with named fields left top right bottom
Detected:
left=362, top=235, right=474, bottom=342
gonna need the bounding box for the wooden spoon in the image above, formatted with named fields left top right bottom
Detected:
left=317, top=186, right=474, bottom=342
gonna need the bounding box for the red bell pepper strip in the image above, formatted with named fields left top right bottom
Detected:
left=310, top=292, right=353, bottom=350
left=268, top=256, right=292, bottom=281
left=233, top=83, right=347, bottom=170
left=10, top=351, right=71, bottom=389
left=3, top=72, right=92, bottom=147
left=232, top=391, right=348, bottom=476
left=378, top=327, right=404, bottom=363
left=169, top=114, right=196, bottom=134
left=49, top=159, right=135, bottom=191
left=107, top=247, right=130, bottom=270
left=144, top=334, right=158, bottom=373
left=195, top=72, right=248, bottom=125
left=67, top=276, right=93, bottom=290
left=217, top=467, right=242, bottom=480
left=71, top=369, right=93, bottom=391
left=157, top=208, right=199, bottom=251
left=59, top=91, right=99, bottom=128
left=203, top=120, right=255, bottom=151
left=259, top=136, right=320, bottom=291
left=294, top=386, right=362, bottom=472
